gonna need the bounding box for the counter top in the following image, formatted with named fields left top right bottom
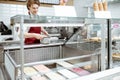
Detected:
left=0, top=35, right=19, bottom=44
left=0, top=35, right=78, bottom=50
left=2, top=40, right=79, bottom=50
left=3, top=40, right=65, bottom=50
left=0, top=35, right=65, bottom=50
left=3, top=40, right=69, bottom=50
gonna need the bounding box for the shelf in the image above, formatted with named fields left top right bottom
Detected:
left=0, top=0, right=73, bottom=7
left=0, top=1, right=54, bottom=7
left=10, top=15, right=85, bottom=25
left=0, top=1, right=26, bottom=5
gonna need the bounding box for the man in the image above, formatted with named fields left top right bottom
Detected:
left=20, top=0, right=49, bottom=44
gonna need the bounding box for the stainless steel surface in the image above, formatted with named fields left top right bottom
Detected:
left=0, top=46, right=4, bottom=63
left=0, top=66, right=4, bottom=80
left=3, top=40, right=64, bottom=50
left=101, top=24, right=106, bottom=70
left=20, top=15, right=24, bottom=80
left=0, top=35, right=19, bottom=45
left=0, top=63, right=11, bottom=80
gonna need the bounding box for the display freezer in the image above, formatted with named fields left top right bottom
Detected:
left=2, top=15, right=110, bottom=80
left=4, top=45, right=100, bottom=80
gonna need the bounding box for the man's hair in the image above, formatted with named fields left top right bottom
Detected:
left=63, top=0, right=68, bottom=3
left=26, top=0, right=40, bottom=10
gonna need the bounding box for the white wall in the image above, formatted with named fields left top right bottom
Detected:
left=74, top=0, right=120, bottom=18
left=108, top=2, right=120, bottom=18
left=74, top=0, right=93, bottom=17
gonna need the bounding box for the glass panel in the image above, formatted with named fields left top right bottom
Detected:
left=111, top=19, right=120, bottom=68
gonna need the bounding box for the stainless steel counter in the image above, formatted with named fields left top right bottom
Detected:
left=3, top=40, right=65, bottom=50
left=0, top=65, right=4, bottom=80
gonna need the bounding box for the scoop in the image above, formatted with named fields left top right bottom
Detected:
left=41, top=37, right=50, bottom=44
left=41, top=37, right=58, bottom=44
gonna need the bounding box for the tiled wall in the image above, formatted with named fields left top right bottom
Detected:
left=0, top=3, right=54, bottom=27
left=0, top=3, right=27, bottom=26
left=1, top=1, right=120, bottom=27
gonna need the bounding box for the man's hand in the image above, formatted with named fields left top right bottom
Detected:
left=34, top=33, right=47, bottom=40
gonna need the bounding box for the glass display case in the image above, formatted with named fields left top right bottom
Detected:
left=111, top=19, right=120, bottom=68
left=3, top=15, right=109, bottom=80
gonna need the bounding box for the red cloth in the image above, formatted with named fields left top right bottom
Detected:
left=25, top=27, right=41, bottom=45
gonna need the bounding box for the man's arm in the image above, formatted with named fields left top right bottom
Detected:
left=41, top=27, right=49, bottom=36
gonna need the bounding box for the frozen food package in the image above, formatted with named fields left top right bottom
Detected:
left=33, top=64, right=51, bottom=73
left=31, top=75, right=47, bottom=80
left=56, top=61, right=74, bottom=68
left=45, top=71, right=66, bottom=80
left=58, top=69, right=79, bottom=79
left=70, top=67, right=90, bottom=76
left=24, top=67, right=37, bottom=76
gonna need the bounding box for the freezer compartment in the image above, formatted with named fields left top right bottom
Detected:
left=5, top=52, right=100, bottom=80
left=4, top=46, right=61, bottom=80
left=9, top=46, right=60, bottom=64
left=4, top=44, right=100, bottom=80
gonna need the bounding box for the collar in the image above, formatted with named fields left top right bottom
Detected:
left=29, top=12, right=39, bottom=19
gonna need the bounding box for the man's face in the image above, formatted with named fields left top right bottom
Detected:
left=29, top=4, right=39, bottom=15
left=60, top=0, right=64, bottom=5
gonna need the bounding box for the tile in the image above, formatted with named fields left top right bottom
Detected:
left=56, top=61, right=74, bottom=68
